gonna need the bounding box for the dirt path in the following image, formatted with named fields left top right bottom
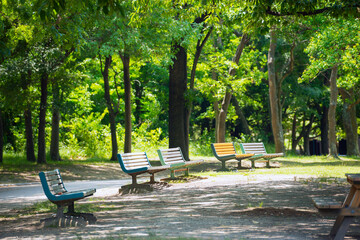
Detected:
left=1, top=174, right=359, bottom=239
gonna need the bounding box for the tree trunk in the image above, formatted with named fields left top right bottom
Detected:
left=24, top=108, right=36, bottom=162
left=339, top=88, right=359, bottom=156
left=121, top=54, right=132, bottom=153
left=217, top=34, right=249, bottom=143
left=134, top=79, right=143, bottom=126
left=0, top=109, right=3, bottom=164
left=37, top=72, right=48, bottom=164
left=231, top=97, right=251, bottom=135
left=291, top=113, right=299, bottom=152
left=217, top=91, right=232, bottom=143
left=169, top=43, right=188, bottom=160
left=268, top=28, right=285, bottom=153
left=320, top=104, right=329, bottom=155
left=101, top=55, right=118, bottom=161
left=328, top=64, right=339, bottom=157
left=212, top=70, right=220, bottom=142
left=303, top=114, right=315, bottom=156
left=185, top=27, right=213, bottom=152
left=50, top=82, right=61, bottom=161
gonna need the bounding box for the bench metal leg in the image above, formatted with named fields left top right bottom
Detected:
left=266, top=160, right=270, bottom=168
left=149, top=173, right=155, bottom=184
left=170, top=170, right=176, bottom=179
left=68, top=203, right=75, bottom=214
left=217, top=160, right=228, bottom=171
left=237, top=160, right=242, bottom=169
left=184, top=168, right=189, bottom=177
left=132, top=175, right=137, bottom=185
left=57, top=205, right=65, bottom=218
left=251, top=160, right=255, bottom=168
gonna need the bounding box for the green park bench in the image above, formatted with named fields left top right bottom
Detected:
left=157, top=147, right=204, bottom=179
left=117, top=152, right=170, bottom=191
left=240, top=142, right=283, bottom=168
left=39, top=169, right=97, bottom=227
left=211, top=142, right=255, bottom=170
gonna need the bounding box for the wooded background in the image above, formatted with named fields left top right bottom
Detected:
left=0, top=0, right=359, bottom=163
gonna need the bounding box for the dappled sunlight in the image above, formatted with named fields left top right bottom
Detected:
left=3, top=175, right=360, bottom=239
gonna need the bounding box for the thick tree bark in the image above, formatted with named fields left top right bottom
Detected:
left=24, top=108, right=36, bottom=162
left=50, top=82, right=61, bottom=161
left=101, top=55, right=118, bottom=161
left=217, top=33, right=249, bottom=143
left=120, top=54, right=132, bottom=153
left=0, top=109, right=3, bottom=164
left=328, top=64, right=339, bottom=157
left=268, top=28, right=285, bottom=153
left=37, top=72, right=49, bottom=164
left=339, top=88, right=359, bottom=156
left=169, top=43, right=188, bottom=160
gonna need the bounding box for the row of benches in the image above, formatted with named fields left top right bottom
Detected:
left=211, top=142, right=284, bottom=170
left=38, top=142, right=283, bottom=227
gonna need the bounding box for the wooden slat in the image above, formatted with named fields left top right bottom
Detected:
left=213, top=143, right=236, bottom=156
left=312, top=197, right=342, bottom=209
left=120, top=152, right=150, bottom=170
left=241, top=143, right=267, bottom=154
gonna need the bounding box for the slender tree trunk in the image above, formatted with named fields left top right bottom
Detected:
left=24, top=108, right=36, bottom=162
left=339, top=88, right=359, bottom=156
left=217, top=34, right=249, bottom=143
left=169, top=43, right=188, bottom=160
left=320, top=104, right=329, bottom=155
left=185, top=27, right=213, bottom=151
left=120, top=54, right=132, bottom=153
left=217, top=91, right=232, bottom=143
left=37, top=72, right=48, bottom=164
left=0, top=109, right=3, bottom=164
left=328, top=64, right=339, bottom=157
left=231, top=97, right=251, bottom=135
left=134, top=79, right=143, bottom=126
left=303, top=114, right=314, bottom=156
left=268, top=28, right=285, bottom=153
left=50, top=82, right=61, bottom=161
left=212, top=70, right=220, bottom=142
left=101, top=55, right=118, bottom=161
left=291, top=113, right=298, bottom=152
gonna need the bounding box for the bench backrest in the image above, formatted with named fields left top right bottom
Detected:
left=118, top=152, right=151, bottom=173
left=211, top=143, right=237, bottom=156
left=240, top=142, right=267, bottom=154
left=157, top=147, right=185, bottom=165
left=39, top=169, right=67, bottom=198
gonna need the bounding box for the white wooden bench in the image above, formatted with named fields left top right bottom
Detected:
left=240, top=142, right=283, bottom=168
left=157, top=147, right=203, bottom=179
left=118, top=152, right=170, bottom=191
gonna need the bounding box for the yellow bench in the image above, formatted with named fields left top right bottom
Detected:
left=211, top=142, right=254, bottom=170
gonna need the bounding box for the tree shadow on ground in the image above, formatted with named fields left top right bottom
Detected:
left=3, top=177, right=360, bottom=239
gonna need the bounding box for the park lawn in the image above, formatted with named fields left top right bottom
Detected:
left=1, top=154, right=360, bottom=184
left=254, top=155, right=360, bottom=178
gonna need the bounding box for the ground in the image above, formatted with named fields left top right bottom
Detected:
left=1, top=160, right=360, bottom=239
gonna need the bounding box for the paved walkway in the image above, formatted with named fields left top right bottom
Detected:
left=0, top=179, right=131, bottom=213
